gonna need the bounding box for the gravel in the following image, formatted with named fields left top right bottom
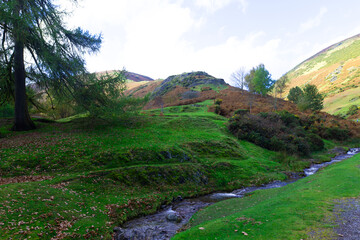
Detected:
left=333, top=198, right=360, bottom=239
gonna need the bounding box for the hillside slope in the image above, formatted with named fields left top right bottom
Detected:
left=97, top=70, right=154, bottom=90
left=127, top=71, right=230, bottom=109
left=124, top=72, right=360, bottom=137
left=284, top=34, right=360, bottom=117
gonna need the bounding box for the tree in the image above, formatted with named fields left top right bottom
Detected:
left=244, top=67, right=256, bottom=93
left=287, top=86, right=303, bottom=104
left=0, top=0, right=102, bottom=130
left=300, top=84, right=323, bottom=111
left=245, top=64, right=273, bottom=96
left=274, top=74, right=288, bottom=98
left=288, top=85, right=323, bottom=111
left=231, top=67, right=246, bottom=90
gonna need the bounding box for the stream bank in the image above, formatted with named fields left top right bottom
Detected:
left=114, top=148, right=360, bottom=240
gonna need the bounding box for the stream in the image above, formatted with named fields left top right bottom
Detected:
left=113, top=148, right=360, bottom=240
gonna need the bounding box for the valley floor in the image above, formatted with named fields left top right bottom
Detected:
left=0, top=103, right=357, bottom=239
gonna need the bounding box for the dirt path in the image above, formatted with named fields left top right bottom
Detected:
left=333, top=198, right=360, bottom=239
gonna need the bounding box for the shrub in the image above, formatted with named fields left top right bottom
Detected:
left=278, top=110, right=300, bottom=127
left=323, top=127, right=349, bottom=141
left=214, top=105, right=221, bottom=114
left=234, top=109, right=250, bottom=115
left=214, top=98, right=223, bottom=105
left=228, top=111, right=324, bottom=156
left=306, top=133, right=324, bottom=151
left=295, top=137, right=311, bottom=156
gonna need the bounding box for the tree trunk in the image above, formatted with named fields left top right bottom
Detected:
left=12, top=0, right=36, bottom=131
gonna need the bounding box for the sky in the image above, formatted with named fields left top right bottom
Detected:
left=60, top=0, right=360, bottom=83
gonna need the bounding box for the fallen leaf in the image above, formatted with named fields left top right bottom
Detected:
left=242, top=231, right=248, bottom=236
left=199, top=227, right=205, bottom=230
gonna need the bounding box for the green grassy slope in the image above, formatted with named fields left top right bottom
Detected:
left=285, top=34, right=360, bottom=117
left=174, top=151, right=360, bottom=239
left=0, top=101, right=329, bottom=239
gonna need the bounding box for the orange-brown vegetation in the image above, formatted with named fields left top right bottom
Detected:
left=125, top=81, right=151, bottom=91
left=136, top=84, right=360, bottom=137
left=126, top=80, right=162, bottom=97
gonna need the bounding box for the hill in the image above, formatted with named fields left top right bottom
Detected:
left=125, top=71, right=359, bottom=137
left=97, top=70, right=154, bottom=90
left=284, top=34, right=360, bottom=118
left=127, top=71, right=229, bottom=109
left=97, top=70, right=153, bottom=82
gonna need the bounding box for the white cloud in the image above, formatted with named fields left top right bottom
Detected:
left=299, top=7, right=328, bottom=33
left=238, top=0, right=249, bottom=13
left=121, top=1, right=197, bottom=78
left=195, top=0, right=248, bottom=13
left=192, top=33, right=282, bottom=80
left=60, top=0, right=283, bottom=80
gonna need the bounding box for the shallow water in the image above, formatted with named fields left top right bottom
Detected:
left=114, top=148, right=360, bottom=240
left=304, top=148, right=360, bottom=176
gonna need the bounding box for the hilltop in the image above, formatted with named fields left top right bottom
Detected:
left=126, top=71, right=228, bottom=109
left=284, top=34, right=360, bottom=118
left=97, top=70, right=154, bottom=90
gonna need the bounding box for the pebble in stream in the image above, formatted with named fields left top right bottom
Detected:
left=114, top=148, right=360, bottom=240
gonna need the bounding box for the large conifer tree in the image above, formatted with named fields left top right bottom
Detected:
left=0, top=0, right=101, bottom=130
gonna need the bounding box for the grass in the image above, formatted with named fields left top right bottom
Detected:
left=191, top=84, right=229, bottom=93
left=0, top=102, right=349, bottom=239
left=174, top=151, right=360, bottom=240
left=323, top=87, right=360, bottom=116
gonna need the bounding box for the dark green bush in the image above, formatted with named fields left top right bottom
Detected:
left=278, top=110, right=301, bottom=127
left=323, top=127, right=349, bottom=141
left=306, top=133, right=324, bottom=151
left=228, top=111, right=324, bottom=156
left=214, top=105, right=221, bottom=114
left=234, top=109, right=250, bottom=115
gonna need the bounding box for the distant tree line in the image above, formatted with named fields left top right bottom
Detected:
left=231, top=65, right=323, bottom=112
